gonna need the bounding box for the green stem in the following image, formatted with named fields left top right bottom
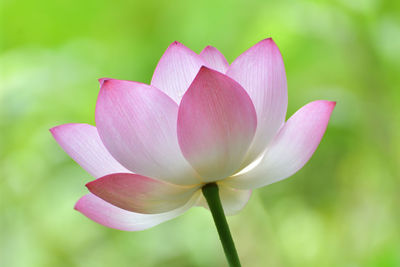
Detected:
left=202, top=183, right=241, bottom=267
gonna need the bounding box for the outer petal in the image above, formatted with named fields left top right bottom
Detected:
left=75, top=193, right=200, bottom=231
left=225, top=101, right=336, bottom=189
left=151, top=41, right=205, bottom=103
left=95, top=79, right=200, bottom=185
left=200, top=46, right=229, bottom=73
left=50, top=123, right=130, bottom=178
left=177, top=67, right=257, bottom=181
left=227, top=38, right=288, bottom=166
left=86, top=173, right=200, bottom=214
left=196, top=185, right=251, bottom=215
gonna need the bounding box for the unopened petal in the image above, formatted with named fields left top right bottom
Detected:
left=75, top=193, right=200, bottom=231
left=177, top=67, right=257, bottom=181
left=50, top=123, right=130, bottom=178
left=151, top=41, right=205, bottom=103
left=200, top=46, right=229, bottom=73
left=86, top=173, right=200, bottom=214
left=227, top=38, right=288, bottom=166
left=226, top=100, right=336, bottom=189
left=95, top=79, right=200, bottom=185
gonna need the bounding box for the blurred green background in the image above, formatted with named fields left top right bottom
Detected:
left=1, top=0, right=400, bottom=266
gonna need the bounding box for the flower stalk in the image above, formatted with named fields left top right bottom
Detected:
left=202, top=183, right=241, bottom=267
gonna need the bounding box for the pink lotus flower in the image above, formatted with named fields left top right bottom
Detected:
left=51, top=38, right=335, bottom=231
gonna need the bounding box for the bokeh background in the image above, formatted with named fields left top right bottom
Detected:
left=1, top=0, right=400, bottom=266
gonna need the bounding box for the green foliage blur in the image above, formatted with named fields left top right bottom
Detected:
left=1, top=0, right=400, bottom=266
